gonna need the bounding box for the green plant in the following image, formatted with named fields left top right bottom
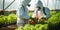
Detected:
left=47, top=12, right=60, bottom=30
left=0, top=13, right=17, bottom=25
left=15, top=24, right=48, bottom=30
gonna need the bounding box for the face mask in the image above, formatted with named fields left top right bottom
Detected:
left=27, top=4, right=31, bottom=7
left=36, top=6, right=41, bottom=10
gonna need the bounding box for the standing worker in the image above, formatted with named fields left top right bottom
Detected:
left=16, top=0, right=31, bottom=28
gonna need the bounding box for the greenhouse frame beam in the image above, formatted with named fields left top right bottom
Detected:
left=2, top=0, right=15, bottom=15
left=2, top=0, right=5, bottom=15
left=3, top=0, right=5, bottom=10
left=5, top=0, right=15, bottom=10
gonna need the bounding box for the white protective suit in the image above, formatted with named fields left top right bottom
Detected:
left=32, top=0, right=43, bottom=19
left=32, top=0, right=51, bottom=19
left=17, top=0, right=31, bottom=27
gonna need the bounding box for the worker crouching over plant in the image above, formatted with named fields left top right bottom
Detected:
left=32, top=0, right=51, bottom=23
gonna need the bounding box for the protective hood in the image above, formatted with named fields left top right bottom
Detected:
left=36, top=0, right=43, bottom=7
left=21, top=0, right=31, bottom=6
left=36, top=0, right=43, bottom=10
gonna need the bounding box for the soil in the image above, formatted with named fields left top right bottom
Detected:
left=0, top=24, right=17, bottom=30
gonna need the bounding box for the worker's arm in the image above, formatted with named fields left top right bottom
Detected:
left=45, top=7, right=51, bottom=19
left=17, top=5, right=30, bottom=19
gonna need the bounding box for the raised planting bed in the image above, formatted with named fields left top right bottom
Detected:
left=0, top=24, right=17, bottom=30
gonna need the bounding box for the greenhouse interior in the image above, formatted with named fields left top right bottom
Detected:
left=0, top=0, right=60, bottom=30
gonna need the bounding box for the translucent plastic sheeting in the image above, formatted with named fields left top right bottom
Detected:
left=0, top=0, right=60, bottom=10
left=5, top=0, right=20, bottom=11
left=0, top=0, right=3, bottom=10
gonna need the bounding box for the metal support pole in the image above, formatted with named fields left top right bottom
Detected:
left=2, top=0, right=5, bottom=15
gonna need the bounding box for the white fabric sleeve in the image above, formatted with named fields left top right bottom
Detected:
left=16, top=6, right=24, bottom=18
left=17, top=6, right=30, bottom=19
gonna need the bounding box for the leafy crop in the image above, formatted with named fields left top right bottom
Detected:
left=0, top=13, right=17, bottom=25
left=47, top=12, right=60, bottom=30
left=47, top=12, right=60, bottom=26
left=15, top=24, right=48, bottom=30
